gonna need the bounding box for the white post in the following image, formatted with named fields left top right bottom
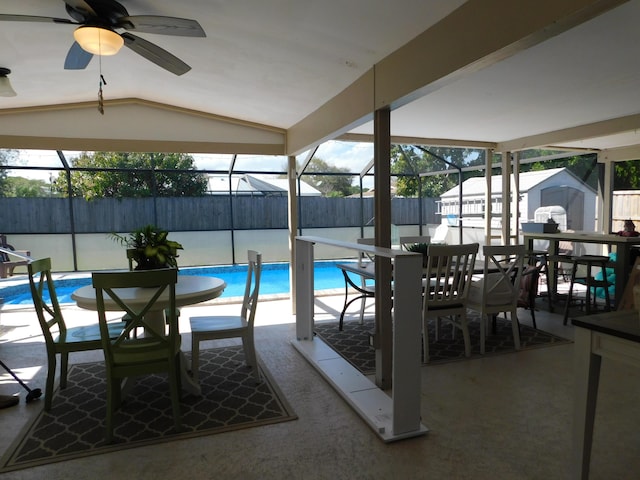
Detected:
left=291, top=235, right=427, bottom=441
left=391, top=254, right=423, bottom=435
left=295, top=237, right=314, bottom=341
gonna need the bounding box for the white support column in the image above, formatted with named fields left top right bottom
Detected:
left=291, top=235, right=427, bottom=442
left=391, top=253, right=423, bottom=435
left=294, top=237, right=314, bottom=341
left=512, top=151, right=521, bottom=243
left=484, top=148, right=494, bottom=246
left=373, top=107, right=393, bottom=390
left=288, top=155, right=299, bottom=313
left=600, top=152, right=614, bottom=233
left=502, top=151, right=512, bottom=245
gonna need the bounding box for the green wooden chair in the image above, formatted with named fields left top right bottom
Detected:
left=92, top=268, right=182, bottom=443
left=124, top=248, right=179, bottom=338
left=189, top=250, right=262, bottom=383
left=27, top=257, right=127, bottom=411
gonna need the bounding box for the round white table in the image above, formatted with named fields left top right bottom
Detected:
left=72, top=275, right=227, bottom=312
left=72, top=275, right=227, bottom=395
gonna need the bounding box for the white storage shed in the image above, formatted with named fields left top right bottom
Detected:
left=438, top=168, right=597, bottom=231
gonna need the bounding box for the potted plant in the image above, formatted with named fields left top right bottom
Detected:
left=406, top=242, right=429, bottom=267
left=111, top=224, right=183, bottom=270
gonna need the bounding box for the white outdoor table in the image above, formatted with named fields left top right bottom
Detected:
left=72, top=275, right=226, bottom=396
left=523, top=231, right=640, bottom=307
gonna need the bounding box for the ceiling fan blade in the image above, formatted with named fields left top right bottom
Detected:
left=121, top=32, right=191, bottom=76
left=64, top=42, right=93, bottom=70
left=117, top=16, right=206, bottom=37
left=63, top=0, right=98, bottom=18
left=0, top=14, right=75, bottom=24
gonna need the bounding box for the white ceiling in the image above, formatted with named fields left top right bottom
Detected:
left=363, top=0, right=640, bottom=151
left=0, top=0, right=463, bottom=125
left=1, top=0, right=640, bottom=157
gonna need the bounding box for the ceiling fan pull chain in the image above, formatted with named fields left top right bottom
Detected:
left=98, top=74, right=106, bottom=115
left=97, top=37, right=105, bottom=115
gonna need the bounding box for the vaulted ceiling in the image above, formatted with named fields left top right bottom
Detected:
left=1, top=0, right=639, bottom=161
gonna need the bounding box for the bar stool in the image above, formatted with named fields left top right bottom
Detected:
left=562, top=255, right=612, bottom=325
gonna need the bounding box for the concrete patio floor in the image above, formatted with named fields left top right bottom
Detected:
left=0, top=290, right=639, bottom=479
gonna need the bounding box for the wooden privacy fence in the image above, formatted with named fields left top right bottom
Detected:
left=612, top=191, right=640, bottom=232
left=0, top=196, right=438, bottom=234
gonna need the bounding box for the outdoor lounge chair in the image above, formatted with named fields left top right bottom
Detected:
left=0, top=234, right=31, bottom=278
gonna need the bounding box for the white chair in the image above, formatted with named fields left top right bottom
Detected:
left=189, top=250, right=262, bottom=383
left=468, top=244, right=526, bottom=354
left=422, top=243, right=479, bottom=363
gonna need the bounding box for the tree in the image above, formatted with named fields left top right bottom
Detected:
left=297, top=157, right=356, bottom=197
left=4, top=176, right=51, bottom=197
left=52, top=152, right=208, bottom=199
left=520, top=151, right=599, bottom=190
left=391, top=145, right=485, bottom=197
left=0, top=149, right=18, bottom=197
left=614, top=159, right=640, bottom=190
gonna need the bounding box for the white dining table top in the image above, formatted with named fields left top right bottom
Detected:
left=71, top=274, right=227, bottom=311
left=522, top=230, right=640, bottom=244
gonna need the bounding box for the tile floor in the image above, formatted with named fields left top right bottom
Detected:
left=0, top=291, right=639, bottom=480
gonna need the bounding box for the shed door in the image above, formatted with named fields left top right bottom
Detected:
left=541, top=186, right=584, bottom=230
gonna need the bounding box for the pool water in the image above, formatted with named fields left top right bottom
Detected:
left=0, top=261, right=355, bottom=306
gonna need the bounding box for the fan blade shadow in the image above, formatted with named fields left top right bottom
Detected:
left=121, top=32, right=191, bottom=75
left=64, top=42, right=93, bottom=70
left=118, top=15, right=206, bottom=37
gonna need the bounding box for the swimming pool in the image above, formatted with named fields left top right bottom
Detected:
left=0, top=260, right=355, bottom=306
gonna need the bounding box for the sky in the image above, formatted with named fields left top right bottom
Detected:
left=7, top=140, right=376, bottom=188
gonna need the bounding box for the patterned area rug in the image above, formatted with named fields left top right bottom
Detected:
left=0, top=346, right=296, bottom=473
left=315, top=314, right=572, bottom=374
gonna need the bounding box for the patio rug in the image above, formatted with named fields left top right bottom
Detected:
left=0, top=345, right=297, bottom=473
left=314, top=314, right=572, bottom=375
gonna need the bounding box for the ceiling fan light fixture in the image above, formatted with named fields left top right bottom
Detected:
left=74, top=26, right=124, bottom=56
left=0, top=67, right=16, bottom=97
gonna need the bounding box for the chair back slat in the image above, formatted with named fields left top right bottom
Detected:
left=242, top=250, right=262, bottom=326
left=27, top=257, right=66, bottom=342
left=425, top=243, right=479, bottom=308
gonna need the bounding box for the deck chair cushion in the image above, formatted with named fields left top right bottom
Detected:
left=468, top=272, right=513, bottom=305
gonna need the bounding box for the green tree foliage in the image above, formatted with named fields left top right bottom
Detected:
left=614, top=159, right=640, bottom=189
left=390, top=145, right=614, bottom=198
left=391, top=145, right=485, bottom=197
left=519, top=151, right=599, bottom=190
left=0, top=149, right=18, bottom=197
left=4, top=176, right=51, bottom=197
left=52, top=152, right=208, bottom=199
left=298, top=157, right=357, bottom=197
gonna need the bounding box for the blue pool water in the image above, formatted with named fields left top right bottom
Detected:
left=0, top=261, right=353, bottom=306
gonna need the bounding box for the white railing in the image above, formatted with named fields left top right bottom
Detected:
left=291, top=235, right=427, bottom=442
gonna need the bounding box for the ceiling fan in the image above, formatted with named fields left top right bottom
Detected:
left=0, top=0, right=206, bottom=76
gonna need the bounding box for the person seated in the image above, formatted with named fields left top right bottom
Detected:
left=617, top=219, right=640, bottom=237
